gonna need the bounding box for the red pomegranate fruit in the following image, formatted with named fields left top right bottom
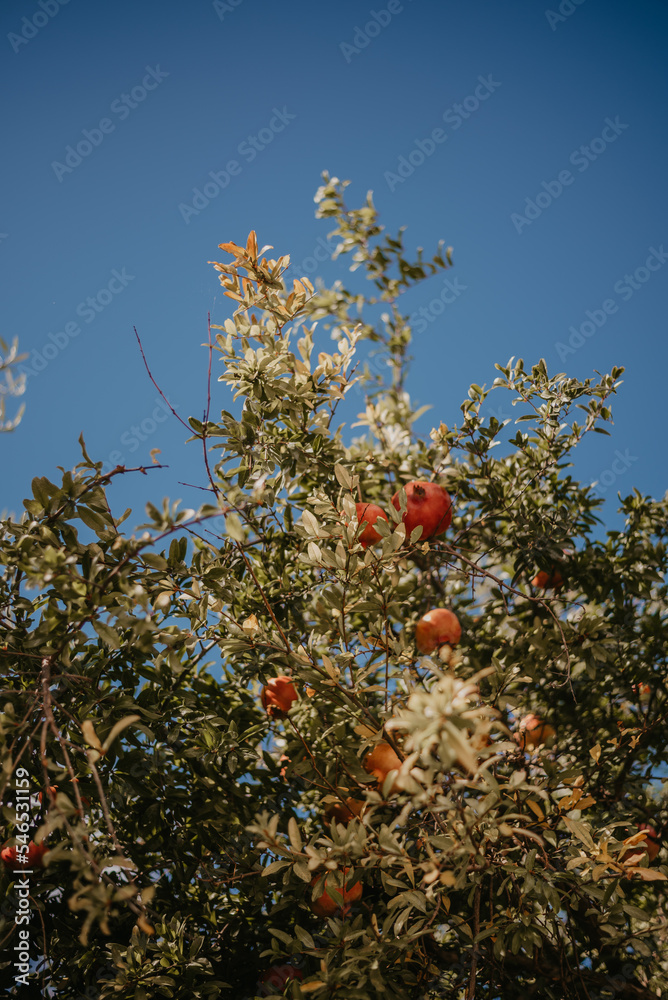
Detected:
left=391, top=481, right=452, bottom=543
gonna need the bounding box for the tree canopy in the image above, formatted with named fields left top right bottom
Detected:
left=1, top=175, right=666, bottom=999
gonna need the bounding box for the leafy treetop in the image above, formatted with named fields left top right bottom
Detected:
left=0, top=174, right=666, bottom=999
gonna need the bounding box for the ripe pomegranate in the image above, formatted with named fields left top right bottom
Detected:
left=258, top=960, right=304, bottom=996
left=1, top=841, right=48, bottom=871
left=261, top=676, right=298, bottom=717
left=363, top=741, right=402, bottom=791
left=324, top=797, right=365, bottom=825
left=517, top=714, right=556, bottom=750
left=309, top=869, right=362, bottom=917
left=352, top=502, right=389, bottom=548
left=391, top=481, right=452, bottom=543
left=531, top=569, right=564, bottom=590
left=415, top=608, right=462, bottom=654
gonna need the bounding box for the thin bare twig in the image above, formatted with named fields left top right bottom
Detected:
left=467, top=883, right=482, bottom=1000
left=134, top=327, right=191, bottom=433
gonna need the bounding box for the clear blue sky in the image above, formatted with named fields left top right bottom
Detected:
left=1, top=0, right=666, bottom=530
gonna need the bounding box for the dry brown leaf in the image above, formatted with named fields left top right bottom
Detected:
left=526, top=799, right=545, bottom=822
left=628, top=867, right=668, bottom=881
left=218, top=241, right=244, bottom=255
left=241, top=614, right=259, bottom=634
left=81, top=720, right=103, bottom=752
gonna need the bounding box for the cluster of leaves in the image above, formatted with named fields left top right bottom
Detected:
left=0, top=175, right=666, bottom=999
left=0, top=336, right=27, bottom=433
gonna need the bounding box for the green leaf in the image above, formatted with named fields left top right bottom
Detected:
left=287, top=817, right=302, bottom=852
left=78, top=433, right=96, bottom=465
left=93, top=621, right=122, bottom=650
left=77, top=507, right=109, bottom=533
left=334, top=463, right=352, bottom=489
left=32, top=476, right=54, bottom=507
left=225, top=512, right=244, bottom=542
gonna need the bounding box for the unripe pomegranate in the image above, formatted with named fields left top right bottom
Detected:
left=352, top=502, right=389, bottom=548
left=1, top=841, right=48, bottom=871
left=309, top=869, right=362, bottom=917
left=261, top=676, right=298, bottom=717
left=391, top=481, right=452, bottom=543
left=415, top=608, right=462, bottom=654
left=517, top=714, right=556, bottom=750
